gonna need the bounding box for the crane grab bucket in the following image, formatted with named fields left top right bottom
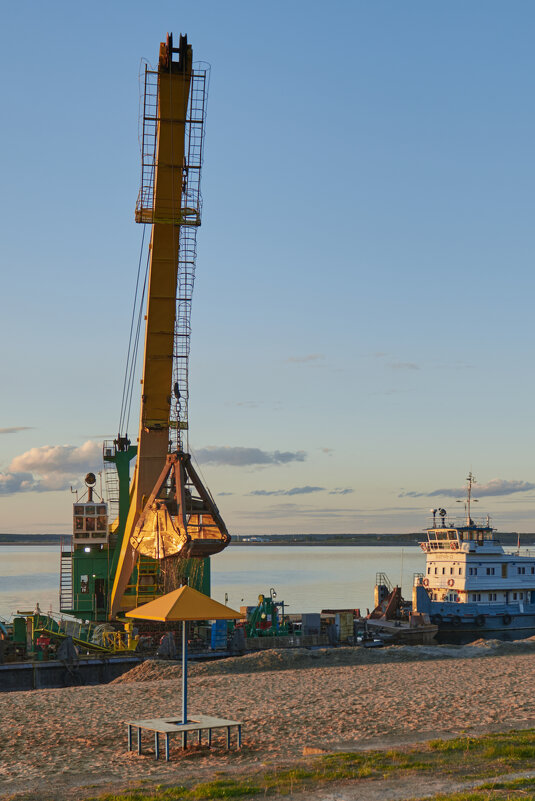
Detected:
left=129, top=451, right=231, bottom=561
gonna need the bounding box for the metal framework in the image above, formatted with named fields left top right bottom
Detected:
left=136, top=64, right=208, bottom=451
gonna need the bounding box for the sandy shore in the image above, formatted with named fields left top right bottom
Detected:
left=2, top=640, right=535, bottom=800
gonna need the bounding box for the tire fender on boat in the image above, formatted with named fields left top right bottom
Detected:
left=503, top=614, right=512, bottom=626
left=452, top=615, right=461, bottom=626
left=475, top=614, right=485, bottom=627
left=431, top=614, right=442, bottom=625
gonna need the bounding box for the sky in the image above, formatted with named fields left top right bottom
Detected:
left=1, top=1, right=535, bottom=536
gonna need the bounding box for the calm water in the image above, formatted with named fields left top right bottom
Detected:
left=0, top=544, right=424, bottom=619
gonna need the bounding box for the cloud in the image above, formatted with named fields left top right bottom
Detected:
left=387, top=362, right=419, bottom=370
left=250, top=486, right=325, bottom=497
left=10, top=441, right=101, bottom=474
left=195, top=446, right=306, bottom=466
left=399, top=479, right=535, bottom=499
left=0, top=441, right=102, bottom=496
left=286, top=354, right=325, bottom=363
left=329, top=488, right=354, bottom=495
left=0, top=472, right=40, bottom=494
left=217, top=491, right=234, bottom=497
left=0, top=426, right=33, bottom=435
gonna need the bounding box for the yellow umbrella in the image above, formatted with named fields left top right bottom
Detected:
left=126, top=586, right=244, bottom=724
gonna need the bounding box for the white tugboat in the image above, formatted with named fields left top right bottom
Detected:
left=413, top=473, right=535, bottom=639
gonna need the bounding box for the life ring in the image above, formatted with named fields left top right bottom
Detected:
left=452, top=615, right=461, bottom=627
left=503, top=614, right=512, bottom=626
left=450, top=542, right=458, bottom=550
left=475, top=614, right=485, bottom=627
left=423, top=578, right=429, bottom=587
left=447, top=579, right=455, bottom=587
left=431, top=614, right=442, bottom=625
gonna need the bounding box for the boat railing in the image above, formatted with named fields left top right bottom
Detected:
left=375, top=572, right=394, bottom=592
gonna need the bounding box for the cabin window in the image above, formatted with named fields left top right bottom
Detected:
left=427, top=567, right=431, bottom=574
left=472, top=594, right=476, bottom=601
left=489, top=593, right=497, bottom=601
left=518, top=567, right=526, bottom=575
left=520, top=592, right=524, bottom=600
left=486, top=568, right=495, bottom=575
left=531, top=567, right=535, bottom=575
left=469, top=568, right=478, bottom=576
left=458, top=568, right=462, bottom=575
left=80, top=575, right=89, bottom=594
left=434, top=567, right=438, bottom=574
left=450, top=567, right=454, bottom=575
left=513, top=593, right=518, bottom=600
left=502, top=565, right=508, bottom=578
left=442, top=567, right=446, bottom=575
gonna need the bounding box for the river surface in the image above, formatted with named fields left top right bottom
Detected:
left=0, top=544, right=425, bottom=619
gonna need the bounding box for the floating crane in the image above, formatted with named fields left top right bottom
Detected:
left=61, top=34, right=230, bottom=622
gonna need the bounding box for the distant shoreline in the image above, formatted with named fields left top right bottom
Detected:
left=1, top=533, right=535, bottom=548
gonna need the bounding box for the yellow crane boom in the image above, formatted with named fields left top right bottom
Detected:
left=110, top=34, right=229, bottom=618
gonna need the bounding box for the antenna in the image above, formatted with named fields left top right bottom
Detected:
left=456, top=472, right=478, bottom=524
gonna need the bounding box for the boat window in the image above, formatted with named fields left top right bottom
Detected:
left=513, top=593, right=518, bottom=600
left=458, top=567, right=462, bottom=575
left=486, top=567, right=495, bottom=575
left=442, top=567, right=446, bottom=574
left=489, top=593, right=497, bottom=601
left=502, top=565, right=508, bottom=578
left=434, top=567, right=438, bottom=574
left=450, top=567, right=454, bottom=575
left=427, top=567, right=431, bottom=574
left=518, top=567, right=526, bottom=575
left=532, top=567, right=535, bottom=575
left=520, top=592, right=524, bottom=600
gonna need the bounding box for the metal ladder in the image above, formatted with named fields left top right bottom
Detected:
left=103, top=456, right=120, bottom=525
left=136, top=556, right=159, bottom=604
left=59, top=538, right=73, bottom=611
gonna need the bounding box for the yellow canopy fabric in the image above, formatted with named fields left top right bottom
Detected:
left=125, top=585, right=244, bottom=622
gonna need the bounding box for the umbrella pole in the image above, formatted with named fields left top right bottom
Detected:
left=182, top=620, right=187, bottom=725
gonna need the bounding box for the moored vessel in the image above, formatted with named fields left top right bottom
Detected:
left=413, top=473, right=535, bottom=641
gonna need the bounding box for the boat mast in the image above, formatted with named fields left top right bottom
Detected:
left=465, top=471, right=477, bottom=524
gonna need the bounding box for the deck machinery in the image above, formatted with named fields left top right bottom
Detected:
left=60, top=34, right=230, bottom=623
